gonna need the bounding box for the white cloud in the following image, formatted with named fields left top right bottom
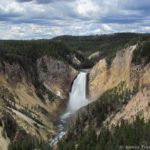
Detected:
left=102, top=24, right=112, bottom=31
left=0, top=0, right=24, bottom=15
left=76, top=0, right=99, bottom=17
left=143, top=26, right=150, bottom=31
left=0, top=0, right=149, bottom=39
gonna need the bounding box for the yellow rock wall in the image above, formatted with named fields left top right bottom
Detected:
left=89, top=45, right=137, bottom=100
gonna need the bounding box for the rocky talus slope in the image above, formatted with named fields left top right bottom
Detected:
left=0, top=56, right=77, bottom=149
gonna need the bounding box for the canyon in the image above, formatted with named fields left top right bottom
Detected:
left=0, top=33, right=150, bottom=149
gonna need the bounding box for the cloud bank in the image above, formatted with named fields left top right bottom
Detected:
left=0, top=0, right=149, bottom=39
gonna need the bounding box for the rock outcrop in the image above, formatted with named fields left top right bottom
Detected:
left=37, top=56, right=77, bottom=99
left=89, top=45, right=137, bottom=100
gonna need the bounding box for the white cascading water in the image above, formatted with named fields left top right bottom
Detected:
left=67, top=72, right=88, bottom=113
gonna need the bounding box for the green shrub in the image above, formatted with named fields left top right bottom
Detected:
left=58, top=117, right=150, bottom=150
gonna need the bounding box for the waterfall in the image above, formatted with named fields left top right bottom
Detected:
left=50, top=72, right=89, bottom=147
left=67, top=72, right=88, bottom=113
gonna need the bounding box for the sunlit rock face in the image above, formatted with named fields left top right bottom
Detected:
left=89, top=45, right=137, bottom=100
left=37, top=56, right=78, bottom=99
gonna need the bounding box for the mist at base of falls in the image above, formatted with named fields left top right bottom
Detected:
left=67, top=72, right=89, bottom=113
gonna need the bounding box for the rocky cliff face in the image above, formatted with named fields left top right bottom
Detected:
left=0, top=56, right=77, bottom=99
left=37, top=56, right=77, bottom=99
left=0, top=55, right=77, bottom=149
left=89, top=45, right=137, bottom=100
left=87, top=43, right=150, bottom=125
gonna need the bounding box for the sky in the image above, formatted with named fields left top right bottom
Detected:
left=0, top=0, right=150, bottom=39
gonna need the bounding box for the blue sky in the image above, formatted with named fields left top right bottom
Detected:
left=0, top=0, right=150, bottom=39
